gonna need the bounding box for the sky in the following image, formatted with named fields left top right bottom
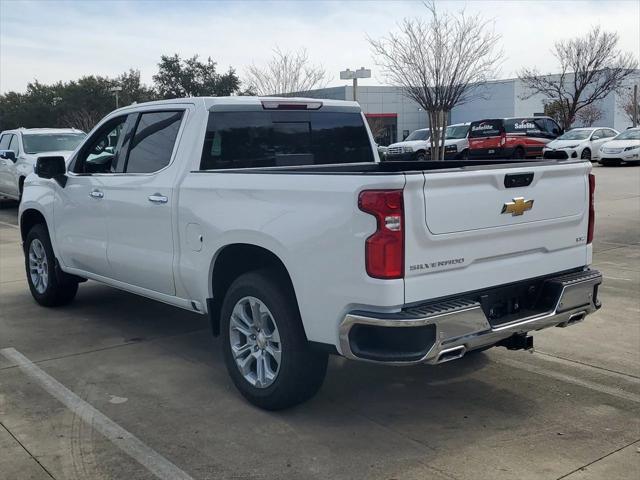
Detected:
left=0, top=0, right=639, bottom=94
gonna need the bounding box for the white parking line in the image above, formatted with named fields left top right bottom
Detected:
left=499, top=357, right=640, bottom=404
left=0, top=220, right=19, bottom=229
left=0, top=347, right=195, bottom=480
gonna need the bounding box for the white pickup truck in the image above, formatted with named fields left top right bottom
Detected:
left=19, top=97, right=602, bottom=410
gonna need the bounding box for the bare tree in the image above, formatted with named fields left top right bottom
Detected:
left=245, top=48, right=328, bottom=96
left=519, top=27, right=638, bottom=129
left=575, top=103, right=603, bottom=127
left=60, top=108, right=102, bottom=132
left=617, top=85, right=640, bottom=126
left=369, top=1, right=501, bottom=160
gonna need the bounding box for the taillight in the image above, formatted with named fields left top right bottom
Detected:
left=587, top=173, right=595, bottom=244
left=358, top=190, right=404, bottom=279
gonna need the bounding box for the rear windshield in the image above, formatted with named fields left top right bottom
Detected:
left=469, top=120, right=503, bottom=138
left=200, top=111, right=374, bottom=170
left=22, top=133, right=85, bottom=154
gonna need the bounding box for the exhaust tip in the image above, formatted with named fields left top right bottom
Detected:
left=436, top=346, right=466, bottom=364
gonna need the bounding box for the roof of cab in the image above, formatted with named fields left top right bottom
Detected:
left=1, top=127, right=84, bottom=135
left=111, top=96, right=361, bottom=112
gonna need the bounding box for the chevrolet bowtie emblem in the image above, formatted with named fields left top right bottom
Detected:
left=501, top=197, right=534, bottom=216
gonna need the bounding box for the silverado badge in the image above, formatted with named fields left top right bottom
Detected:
left=501, top=197, right=534, bottom=216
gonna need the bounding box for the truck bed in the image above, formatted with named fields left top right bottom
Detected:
left=195, top=159, right=572, bottom=175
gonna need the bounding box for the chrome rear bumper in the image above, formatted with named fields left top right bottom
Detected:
left=339, top=269, right=602, bottom=365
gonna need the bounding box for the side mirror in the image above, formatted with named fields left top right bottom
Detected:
left=592, top=136, right=600, bottom=140
left=0, top=150, right=16, bottom=162
left=35, top=156, right=67, bottom=187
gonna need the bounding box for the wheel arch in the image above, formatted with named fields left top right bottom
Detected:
left=20, top=208, right=48, bottom=244
left=207, top=243, right=300, bottom=338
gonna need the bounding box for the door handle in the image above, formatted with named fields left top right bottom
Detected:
left=89, top=190, right=104, bottom=199
left=148, top=194, right=168, bottom=204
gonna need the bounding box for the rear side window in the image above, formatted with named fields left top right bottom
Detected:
left=8, top=135, right=20, bottom=153
left=200, top=111, right=374, bottom=170
left=469, top=120, right=503, bottom=138
left=125, top=111, right=184, bottom=173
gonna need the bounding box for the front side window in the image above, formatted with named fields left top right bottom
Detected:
left=73, top=116, right=128, bottom=174
left=0, top=134, right=11, bottom=150
left=22, top=133, right=85, bottom=154
left=200, top=110, right=373, bottom=170
left=125, top=111, right=184, bottom=173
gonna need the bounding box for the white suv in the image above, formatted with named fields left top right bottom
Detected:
left=0, top=128, right=85, bottom=201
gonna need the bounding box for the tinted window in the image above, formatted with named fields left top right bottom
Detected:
left=604, top=129, right=617, bottom=138
left=592, top=129, right=606, bottom=139
left=125, top=111, right=184, bottom=173
left=8, top=135, right=19, bottom=153
left=22, top=133, right=85, bottom=154
left=545, top=119, right=561, bottom=135
left=0, top=134, right=11, bottom=150
left=469, top=120, right=503, bottom=138
left=200, top=111, right=373, bottom=170
left=504, top=118, right=543, bottom=134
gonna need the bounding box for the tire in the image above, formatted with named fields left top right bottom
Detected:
left=24, top=224, right=78, bottom=307
left=18, top=177, right=25, bottom=203
left=415, top=151, right=427, bottom=162
left=220, top=269, right=328, bottom=410
left=580, top=148, right=591, bottom=161
left=512, top=147, right=525, bottom=160
left=459, top=149, right=469, bottom=160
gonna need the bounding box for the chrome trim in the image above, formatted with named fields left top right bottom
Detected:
left=339, top=270, right=602, bottom=365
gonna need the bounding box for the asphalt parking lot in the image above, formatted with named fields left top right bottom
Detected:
left=0, top=165, right=638, bottom=480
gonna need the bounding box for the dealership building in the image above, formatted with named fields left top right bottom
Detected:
left=304, top=74, right=639, bottom=145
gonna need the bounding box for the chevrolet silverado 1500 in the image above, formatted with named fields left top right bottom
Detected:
left=19, top=97, right=602, bottom=409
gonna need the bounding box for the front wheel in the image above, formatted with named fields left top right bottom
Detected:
left=25, top=224, right=78, bottom=306
left=221, top=270, right=328, bottom=410
left=581, top=148, right=591, bottom=161
left=415, top=151, right=428, bottom=161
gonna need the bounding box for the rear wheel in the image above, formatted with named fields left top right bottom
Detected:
left=512, top=147, right=525, bottom=160
left=25, top=224, right=78, bottom=306
left=580, top=148, right=591, bottom=161
left=221, top=269, right=328, bottom=410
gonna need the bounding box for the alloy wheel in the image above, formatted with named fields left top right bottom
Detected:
left=229, top=296, right=282, bottom=388
left=28, top=239, right=48, bottom=294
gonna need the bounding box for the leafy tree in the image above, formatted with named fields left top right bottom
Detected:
left=153, top=54, right=242, bottom=98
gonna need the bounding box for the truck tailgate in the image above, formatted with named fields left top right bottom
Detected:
left=403, top=161, right=592, bottom=304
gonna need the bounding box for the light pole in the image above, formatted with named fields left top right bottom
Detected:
left=633, top=84, right=638, bottom=128
left=340, top=67, right=371, bottom=102
left=110, top=86, right=123, bottom=109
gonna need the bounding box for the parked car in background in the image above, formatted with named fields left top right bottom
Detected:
left=385, top=128, right=430, bottom=161
left=376, top=143, right=388, bottom=160
left=0, top=128, right=85, bottom=201
left=19, top=96, right=601, bottom=409
left=543, top=127, right=619, bottom=161
left=435, top=122, right=471, bottom=160
left=468, top=117, right=562, bottom=160
left=598, top=127, right=640, bottom=166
